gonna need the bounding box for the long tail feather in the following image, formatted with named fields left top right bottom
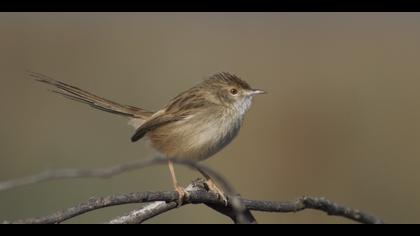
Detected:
left=29, top=71, right=154, bottom=119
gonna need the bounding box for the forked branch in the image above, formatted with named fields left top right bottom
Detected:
left=0, top=158, right=384, bottom=224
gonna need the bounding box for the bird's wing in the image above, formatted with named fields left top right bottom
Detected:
left=131, top=87, right=215, bottom=142
left=130, top=110, right=185, bottom=142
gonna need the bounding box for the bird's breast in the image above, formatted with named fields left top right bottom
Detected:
left=148, top=110, right=243, bottom=162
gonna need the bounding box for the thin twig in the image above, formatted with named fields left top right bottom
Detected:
left=108, top=201, right=178, bottom=224
left=241, top=197, right=384, bottom=224
left=0, top=159, right=160, bottom=192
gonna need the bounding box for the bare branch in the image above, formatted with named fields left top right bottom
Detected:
left=3, top=190, right=177, bottom=224
left=241, top=197, right=384, bottom=224
left=108, top=183, right=201, bottom=224
left=0, top=157, right=384, bottom=224
left=204, top=202, right=257, bottom=224
left=0, top=159, right=160, bottom=192
left=108, top=201, right=178, bottom=224
left=107, top=180, right=256, bottom=224
left=2, top=179, right=383, bottom=224
left=0, top=159, right=233, bottom=197
left=0, top=158, right=250, bottom=223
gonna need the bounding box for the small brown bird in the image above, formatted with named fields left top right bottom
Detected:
left=31, top=71, right=265, bottom=203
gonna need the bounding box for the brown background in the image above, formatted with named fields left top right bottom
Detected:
left=0, top=13, right=419, bottom=223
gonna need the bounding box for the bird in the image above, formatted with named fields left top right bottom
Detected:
left=30, top=71, right=265, bottom=204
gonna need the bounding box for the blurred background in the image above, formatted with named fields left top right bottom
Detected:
left=0, top=13, right=419, bottom=224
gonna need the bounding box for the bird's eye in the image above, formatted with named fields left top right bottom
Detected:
left=230, top=88, right=238, bottom=95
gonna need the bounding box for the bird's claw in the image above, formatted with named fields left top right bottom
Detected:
left=205, top=180, right=229, bottom=206
left=175, top=185, right=189, bottom=207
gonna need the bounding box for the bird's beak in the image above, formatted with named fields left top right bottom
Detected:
left=249, top=89, right=266, bottom=95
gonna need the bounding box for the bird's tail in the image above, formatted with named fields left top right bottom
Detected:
left=30, top=71, right=154, bottom=127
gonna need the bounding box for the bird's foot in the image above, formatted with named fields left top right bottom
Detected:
left=174, top=184, right=189, bottom=207
left=205, top=179, right=228, bottom=206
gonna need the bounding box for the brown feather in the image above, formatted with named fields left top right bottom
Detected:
left=131, top=112, right=184, bottom=142
left=30, top=71, right=154, bottom=119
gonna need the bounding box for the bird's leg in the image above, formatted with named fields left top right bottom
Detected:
left=168, top=160, right=188, bottom=206
left=196, top=168, right=228, bottom=205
